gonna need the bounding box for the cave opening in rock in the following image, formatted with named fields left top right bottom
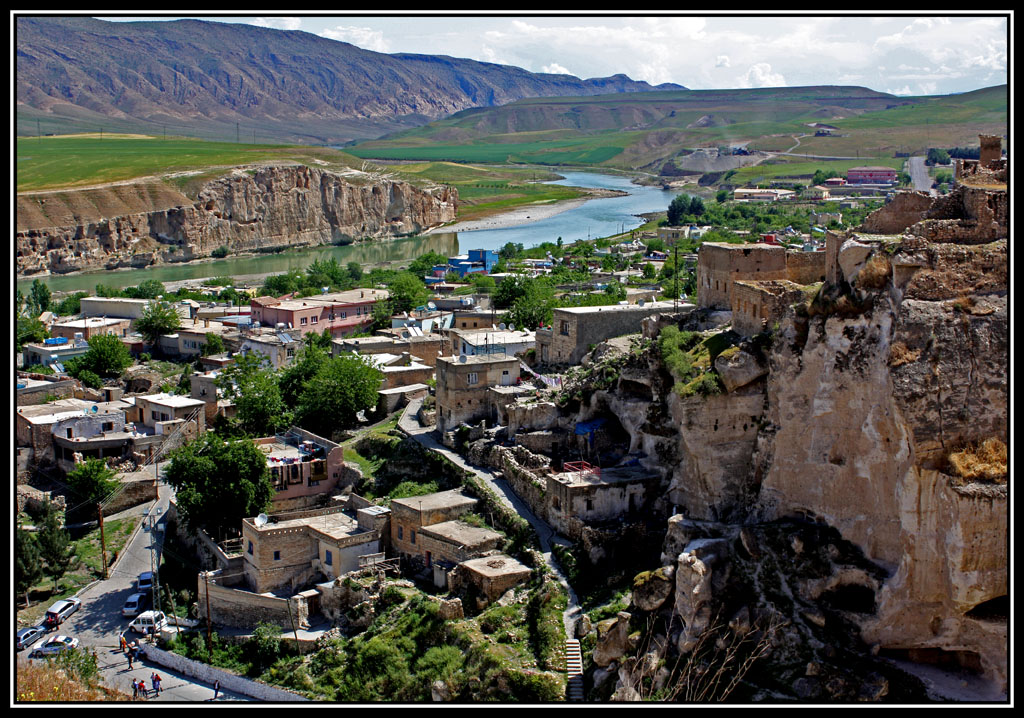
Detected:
left=881, top=647, right=984, bottom=675
left=965, top=595, right=1008, bottom=621
left=819, top=583, right=876, bottom=614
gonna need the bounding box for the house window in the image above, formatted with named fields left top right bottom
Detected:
left=311, top=316, right=318, bottom=323
left=467, top=372, right=478, bottom=385
left=274, top=551, right=281, bottom=561
left=410, top=530, right=416, bottom=545
left=585, top=498, right=594, bottom=511
left=397, top=525, right=403, bottom=541
left=300, top=317, right=307, bottom=325
left=560, top=321, right=570, bottom=336
left=101, top=422, right=113, bottom=432
left=324, top=550, right=332, bottom=566
left=247, top=541, right=253, bottom=555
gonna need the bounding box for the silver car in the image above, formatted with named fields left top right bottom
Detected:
left=30, top=634, right=80, bottom=658
left=16, top=625, right=47, bottom=652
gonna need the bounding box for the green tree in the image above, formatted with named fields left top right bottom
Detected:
left=202, top=333, right=225, bottom=357
left=78, top=334, right=133, bottom=378
left=136, top=301, right=181, bottom=345
left=498, top=242, right=524, bottom=261
left=278, top=345, right=329, bottom=407
left=386, top=272, right=430, bottom=315
left=127, top=279, right=165, bottom=300
left=716, top=189, right=730, bottom=203
left=295, top=355, right=383, bottom=436
left=493, top=274, right=534, bottom=309
left=408, top=251, right=449, bottom=276
left=16, top=526, right=44, bottom=607
left=235, top=371, right=292, bottom=437
left=36, top=501, right=76, bottom=591
left=163, top=433, right=273, bottom=536
left=347, top=262, right=364, bottom=283
left=65, top=458, right=120, bottom=508
left=55, top=291, right=89, bottom=316
left=216, top=351, right=272, bottom=399
left=667, top=194, right=692, bottom=225
left=16, top=317, right=48, bottom=352
left=641, top=262, right=657, bottom=279
left=30, top=279, right=52, bottom=315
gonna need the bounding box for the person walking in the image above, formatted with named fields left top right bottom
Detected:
left=131, top=679, right=139, bottom=701
left=127, top=649, right=134, bottom=670
left=151, top=673, right=162, bottom=695
left=138, top=679, right=147, bottom=700
left=213, top=679, right=220, bottom=701
left=120, top=634, right=127, bottom=653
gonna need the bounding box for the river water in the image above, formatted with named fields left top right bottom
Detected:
left=18, top=171, right=678, bottom=295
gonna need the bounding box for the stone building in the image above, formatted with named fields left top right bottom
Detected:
left=389, top=489, right=479, bottom=567
left=546, top=463, right=658, bottom=541
left=130, top=392, right=206, bottom=435
left=333, top=334, right=444, bottom=367
left=435, top=354, right=520, bottom=434
left=448, top=327, right=535, bottom=358
left=697, top=242, right=825, bottom=310
left=534, top=301, right=677, bottom=366
left=418, top=520, right=504, bottom=568
left=453, top=554, right=533, bottom=605
left=240, top=502, right=388, bottom=595
left=731, top=280, right=809, bottom=337
left=49, top=316, right=131, bottom=341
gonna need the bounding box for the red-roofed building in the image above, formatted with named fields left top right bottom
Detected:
left=250, top=289, right=389, bottom=338
left=846, top=167, right=898, bottom=184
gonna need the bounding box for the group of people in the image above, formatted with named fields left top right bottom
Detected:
left=131, top=673, right=162, bottom=700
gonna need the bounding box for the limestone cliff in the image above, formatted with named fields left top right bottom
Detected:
left=16, top=165, right=457, bottom=276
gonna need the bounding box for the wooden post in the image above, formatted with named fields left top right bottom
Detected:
left=204, top=572, right=213, bottom=663
left=97, top=504, right=108, bottom=580
left=285, top=597, right=300, bottom=645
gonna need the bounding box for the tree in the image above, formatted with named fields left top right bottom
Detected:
left=347, top=262, right=364, bottom=283
left=65, top=459, right=120, bottom=508
left=30, top=279, right=52, bottom=315
left=36, top=501, right=76, bottom=592
left=642, top=262, right=657, bottom=279
left=235, top=371, right=292, bottom=437
left=16, top=317, right=48, bottom=352
left=295, top=355, right=383, bottom=436
left=278, top=345, right=329, bottom=407
left=667, top=194, right=692, bottom=225
left=163, top=433, right=273, bottom=536
left=16, top=526, right=44, bottom=607
left=386, top=272, right=430, bottom=315
left=136, top=301, right=181, bottom=345
left=55, top=291, right=89, bottom=316
left=216, top=351, right=272, bottom=399
left=127, top=279, right=165, bottom=300
left=78, top=334, right=133, bottom=378
left=716, top=189, right=729, bottom=203
left=202, top=333, right=225, bottom=357
left=493, top=274, right=533, bottom=309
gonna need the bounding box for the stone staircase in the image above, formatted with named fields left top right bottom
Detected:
left=564, top=638, right=584, bottom=702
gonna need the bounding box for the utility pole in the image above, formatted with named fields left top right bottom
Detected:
left=98, top=504, right=108, bottom=580
left=673, top=244, right=679, bottom=312
left=204, top=571, right=213, bottom=662
left=150, top=510, right=162, bottom=637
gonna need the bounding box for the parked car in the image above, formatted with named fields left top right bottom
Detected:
left=43, top=598, right=81, bottom=630
left=30, top=634, right=80, bottom=658
left=137, top=572, right=154, bottom=594
left=128, top=610, right=167, bottom=635
left=122, top=593, right=148, bottom=618
left=16, top=625, right=47, bottom=652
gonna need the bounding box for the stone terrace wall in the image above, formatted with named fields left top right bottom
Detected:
left=145, top=644, right=308, bottom=701
left=198, top=571, right=308, bottom=630
left=783, top=249, right=826, bottom=285
left=697, top=243, right=787, bottom=309
left=731, top=280, right=807, bottom=337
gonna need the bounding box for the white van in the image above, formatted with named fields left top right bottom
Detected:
left=122, top=593, right=147, bottom=618
left=128, top=610, right=166, bottom=635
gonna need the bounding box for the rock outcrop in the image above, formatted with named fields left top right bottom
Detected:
left=16, top=164, right=457, bottom=276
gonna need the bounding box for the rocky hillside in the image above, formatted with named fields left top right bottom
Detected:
left=16, top=164, right=457, bottom=276
left=16, top=16, right=683, bottom=144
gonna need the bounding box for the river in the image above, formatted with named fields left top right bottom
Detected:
left=18, top=171, right=679, bottom=295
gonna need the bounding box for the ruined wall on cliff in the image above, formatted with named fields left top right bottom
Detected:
left=16, top=165, right=457, bottom=276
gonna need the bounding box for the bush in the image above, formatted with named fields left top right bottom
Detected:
left=211, top=245, right=230, bottom=258
left=76, top=369, right=102, bottom=389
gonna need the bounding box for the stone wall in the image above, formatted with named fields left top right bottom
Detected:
left=198, top=571, right=309, bottom=631
left=783, top=249, right=826, bottom=285
left=16, top=373, right=79, bottom=406
left=102, top=472, right=158, bottom=515
left=144, top=644, right=308, bottom=701
left=731, top=280, right=807, bottom=337
left=697, top=243, right=787, bottom=309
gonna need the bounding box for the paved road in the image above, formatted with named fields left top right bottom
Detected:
left=31, top=478, right=252, bottom=702
left=398, top=397, right=583, bottom=639
left=906, top=156, right=935, bottom=194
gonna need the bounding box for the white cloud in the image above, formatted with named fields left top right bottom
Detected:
left=251, top=17, right=301, bottom=31
left=319, top=25, right=390, bottom=52
left=715, top=55, right=730, bottom=68
left=738, top=63, right=785, bottom=88
left=541, top=63, right=572, bottom=75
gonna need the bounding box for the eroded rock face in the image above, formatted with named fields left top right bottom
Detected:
left=593, top=611, right=633, bottom=667
left=714, top=348, right=766, bottom=393
left=16, top=164, right=457, bottom=275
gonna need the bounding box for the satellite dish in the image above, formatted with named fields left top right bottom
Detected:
left=498, top=323, right=507, bottom=330
left=255, top=513, right=268, bottom=528
left=91, top=405, right=98, bottom=413
left=508, top=324, right=515, bottom=331
left=459, top=355, right=468, bottom=363
left=638, top=300, right=645, bottom=307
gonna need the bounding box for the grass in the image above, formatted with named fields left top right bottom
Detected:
left=947, top=438, right=1007, bottom=484
left=18, top=515, right=141, bottom=627
left=15, top=135, right=366, bottom=192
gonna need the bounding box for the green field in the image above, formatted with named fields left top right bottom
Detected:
left=15, top=135, right=362, bottom=192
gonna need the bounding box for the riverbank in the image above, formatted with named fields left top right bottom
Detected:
left=427, top=187, right=626, bottom=235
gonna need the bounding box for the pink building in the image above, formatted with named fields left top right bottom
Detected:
left=256, top=427, right=348, bottom=510
left=250, top=289, right=389, bottom=338
left=846, top=167, right=898, bottom=184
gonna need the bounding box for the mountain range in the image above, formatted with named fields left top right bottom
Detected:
left=15, top=16, right=685, bottom=145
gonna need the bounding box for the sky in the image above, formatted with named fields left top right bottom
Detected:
left=67, top=12, right=1014, bottom=97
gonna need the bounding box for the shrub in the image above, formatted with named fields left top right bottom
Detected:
left=211, top=245, right=230, bottom=258
left=76, top=369, right=102, bottom=389
left=947, top=438, right=1007, bottom=483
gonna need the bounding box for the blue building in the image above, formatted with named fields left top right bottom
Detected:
left=445, top=249, right=498, bottom=278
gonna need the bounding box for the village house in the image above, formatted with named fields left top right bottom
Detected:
left=189, top=369, right=236, bottom=425
left=254, top=427, right=350, bottom=512
left=804, top=185, right=832, bottom=200
left=333, top=333, right=444, bottom=368
left=173, top=320, right=240, bottom=359
left=696, top=242, right=826, bottom=310
left=733, top=187, right=796, bottom=202
left=534, top=301, right=677, bottom=366
left=447, top=327, right=536, bottom=358
left=846, top=166, right=899, bottom=185
left=22, top=336, right=91, bottom=372
left=546, top=460, right=659, bottom=542
left=389, top=490, right=490, bottom=571
left=49, top=316, right=131, bottom=341
left=129, top=392, right=206, bottom=437
left=451, top=554, right=533, bottom=605
left=239, top=329, right=302, bottom=370
left=79, top=296, right=153, bottom=320
left=240, top=501, right=389, bottom=595
left=250, top=288, right=389, bottom=338
left=17, top=397, right=132, bottom=467
left=731, top=280, right=810, bottom=337
left=435, top=354, right=521, bottom=435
